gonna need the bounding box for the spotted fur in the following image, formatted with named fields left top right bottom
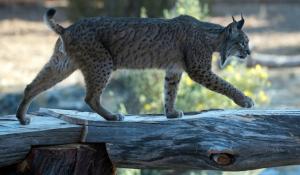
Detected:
left=16, top=9, right=253, bottom=125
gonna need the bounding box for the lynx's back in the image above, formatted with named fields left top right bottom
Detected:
left=64, top=17, right=191, bottom=70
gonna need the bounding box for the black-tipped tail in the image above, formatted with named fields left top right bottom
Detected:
left=47, top=8, right=56, bottom=18
left=44, top=8, right=64, bottom=35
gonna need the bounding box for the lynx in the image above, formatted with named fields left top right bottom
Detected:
left=16, top=9, right=253, bottom=125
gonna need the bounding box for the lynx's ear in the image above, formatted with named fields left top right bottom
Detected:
left=237, top=13, right=245, bottom=30
left=232, top=16, right=237, bottom=23
left=227, top=14, right=245, bottom=33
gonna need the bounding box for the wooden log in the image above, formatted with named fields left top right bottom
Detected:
left=246, top=53, right=300, bottom=68
left=0, top=113, right=82, bottom=167
left=17, top=144, right=115, bottom=175
left=44, top=108, right=300, bottom=171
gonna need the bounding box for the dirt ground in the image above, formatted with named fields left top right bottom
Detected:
left=1, top=2, right=300, bottom=108
left=0, top=5, right=83, bottom=92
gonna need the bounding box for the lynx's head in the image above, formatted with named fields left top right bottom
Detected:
left=219, top=15, right=251, bottom=68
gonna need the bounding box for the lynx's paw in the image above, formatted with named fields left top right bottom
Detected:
left=166, top=110, right=184, bottom=119
left=17, top=117, right=31, bottom=125
left=16, top=109, right=31, bottom=125
left=105, top=113, right=124, bottom=121
left=235, top=96, right=254, bottom=108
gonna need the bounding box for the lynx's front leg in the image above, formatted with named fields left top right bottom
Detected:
left=188, top=69, right=254, bottom=108
left=164, top=71, right=183, bottom=118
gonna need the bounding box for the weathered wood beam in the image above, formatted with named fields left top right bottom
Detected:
left=0, top=113, right=82, bottom=167
left=45, top=108, right=300, bottom=171
left=246, top=53, right=300, bottom=68
left=18, top=144, right=115, bottom=175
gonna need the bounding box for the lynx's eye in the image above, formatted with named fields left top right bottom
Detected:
left=239, top=42, right=246, bottom=48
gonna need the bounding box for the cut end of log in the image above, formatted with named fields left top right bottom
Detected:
left=210, top=153, right=234, bottom=166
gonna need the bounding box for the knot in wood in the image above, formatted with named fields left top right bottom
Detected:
left=211, top=153, right=234, bottom=166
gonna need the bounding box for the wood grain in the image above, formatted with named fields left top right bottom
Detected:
left=19, top=144, right=115, bottom=175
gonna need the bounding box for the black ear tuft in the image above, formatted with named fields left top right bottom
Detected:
left=232, top=16, right=237, bottom=23
left=237, top=13, right=245, bottom=29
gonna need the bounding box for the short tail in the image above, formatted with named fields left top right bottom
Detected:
left=44, top=8, right=64, bottom=35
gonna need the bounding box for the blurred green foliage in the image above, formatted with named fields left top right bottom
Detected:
left=108, top=58, right=270, bottom=115
left=67, top=0, right=101, bottom=21
left=176, top=60, right=270, bottom=111
left=164, top=0, right=209, bottom=20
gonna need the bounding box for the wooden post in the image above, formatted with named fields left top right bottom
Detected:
left=18, top=144, right=115, bottom=175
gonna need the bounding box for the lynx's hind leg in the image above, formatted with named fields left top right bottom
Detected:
left=16, top=41, right=77, bottom=125
left=164, top=70, right=183, bottom=119
left=80, top=50, right=124, bottom=121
